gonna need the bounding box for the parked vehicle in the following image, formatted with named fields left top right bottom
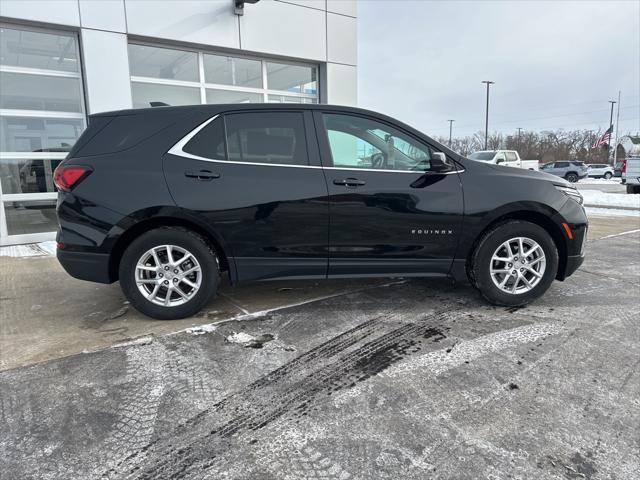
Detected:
left=54, top=104, right=587, bottom=319
left=622, top=157, right=640, bottom=194
left=540, top=161, right=589, bottom=183
left=586, top=163, right=614, bottom=179
left=468, top=150, right=539, bottom=170
left=614, top=159, right=626, bottom=178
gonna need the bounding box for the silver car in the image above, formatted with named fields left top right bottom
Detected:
left=540, top=161, right=589, bottom=183
left=587, top=163, right=614, bottom=179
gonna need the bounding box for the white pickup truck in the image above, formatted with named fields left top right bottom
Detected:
left=622, top=157, right=640, bottom=194
left=468, top=150, right=539, bottom=170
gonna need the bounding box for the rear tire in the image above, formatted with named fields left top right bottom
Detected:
left=119, top=227, right=219, bottom=320
left=627, top=185, right=640, bottom=194
left=469, top=220, right=558, bottom=307
left=565, top=172, right=578, bottom=183
left=604, top=172, right=612, bottom=180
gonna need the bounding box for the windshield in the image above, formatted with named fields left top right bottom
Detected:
left=469, top=151, right=496, bottom=161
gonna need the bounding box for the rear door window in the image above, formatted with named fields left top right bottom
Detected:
left=224, top=112, right=308, bottom=166
left=505, top=152, right=517, bottom=161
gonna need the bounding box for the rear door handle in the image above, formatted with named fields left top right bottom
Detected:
left=184, top=170, right=220, bottom=181
left=333, top=178, right=366, bottom=187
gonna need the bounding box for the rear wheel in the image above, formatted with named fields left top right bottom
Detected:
left=565, top=172, right=578, bottom=183
left=119, top=227, right=219, bottom=319
left=469, top=220, right=558, bottom=307
left=627, top=185, right=640, bottom=194
left=604, top=172, right=612, bottom=180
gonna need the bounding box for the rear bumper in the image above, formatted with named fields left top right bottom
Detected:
left=57, top=249, right=113, bottom=284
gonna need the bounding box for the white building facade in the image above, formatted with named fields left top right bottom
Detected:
left=0, top=0, right=357, bottom=246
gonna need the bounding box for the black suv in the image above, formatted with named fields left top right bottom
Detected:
left=54, top=104, right=587, bottom=319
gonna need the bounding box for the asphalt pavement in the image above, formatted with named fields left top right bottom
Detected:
left=1, top=219, right=638, bottom=479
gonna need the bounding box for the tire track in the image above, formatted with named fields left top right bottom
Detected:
left=107, top=310, right=455, bottom=479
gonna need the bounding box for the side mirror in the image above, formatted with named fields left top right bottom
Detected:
left=431, top=152, right=454, bottom=173
left=496, top=158, right=505, bottom=164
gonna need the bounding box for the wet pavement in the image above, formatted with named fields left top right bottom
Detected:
left=0, top=217, right=639, bottom=479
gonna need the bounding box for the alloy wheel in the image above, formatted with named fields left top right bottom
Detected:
left=134, top=245, right=202, bottom=307
left=489, top=237, right=546, bottom=295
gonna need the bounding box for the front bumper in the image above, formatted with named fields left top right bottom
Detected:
left=564, top=253, right=585, bottom=278
left=57, top=248, right=113, bottom=284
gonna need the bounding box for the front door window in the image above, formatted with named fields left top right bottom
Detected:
left=322, top=114, right=436, bottom=172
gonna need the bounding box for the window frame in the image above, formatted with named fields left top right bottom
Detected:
left=128, top=41, right=319, bottom=107
left=313, top=110, right=457, bottom=174
left=168, top=109, right=320, bottom=169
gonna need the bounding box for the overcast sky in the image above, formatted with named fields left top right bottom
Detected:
left=358, top=0, right=640, bottom=140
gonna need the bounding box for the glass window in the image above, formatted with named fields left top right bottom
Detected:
left=0, top=72, right=83, bottom=113
left=203, top=54, right=262, bottom=88
left=183, top=118, right=226, bottom=159
left=0, top=26, right=79, bottom=72
left=205, top=89, right=262, bottom=104
left=131, top=82, right=200, bottom=108
left=505, top=152, right=518, bottom=161
left=556, top=162, right=569, bottom=168
left=266, top=62, right=317, bottom=94
left=0, top=158, right=62, bottom=194
left=322, top=114, right=433, bottom=171
left=1, top=116, right=84, bottom=152
left=128, top=44, right=198, bottom=82
left=224, top=112, right=308, bottom=166
left=4, top=199, right=58, bottom=235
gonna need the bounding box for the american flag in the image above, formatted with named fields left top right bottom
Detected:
left=591, top=126, right=612, bottom=148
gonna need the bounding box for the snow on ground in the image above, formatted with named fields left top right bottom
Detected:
left=0, top=240, right=56, bottom=257
left=580, top=189, right=640, bottom=209
left=578, top=178, right=622, bottom=185
left=585, top=207, right=640, bottom=218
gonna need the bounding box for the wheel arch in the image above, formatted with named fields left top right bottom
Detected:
left=466, top=208, right=569, bottom=281
left=107, top=211, right=235, bottom=283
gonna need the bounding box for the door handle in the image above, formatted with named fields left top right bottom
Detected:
left=333, top=178, right=366, bottom=187
left=184, top=170, right=220, bottom=181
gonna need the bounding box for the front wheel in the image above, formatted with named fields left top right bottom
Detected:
left=469, top=220, right=559, bottom=307
left=565, top=173, right=578, bottom=183
left=119, top=227, right=219, bottom=319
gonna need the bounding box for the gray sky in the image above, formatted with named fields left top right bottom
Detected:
left=358, top=0, right=640, bottom=140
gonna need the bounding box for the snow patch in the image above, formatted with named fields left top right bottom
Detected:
left=585, top=207, right=640, bottom=218
left=0, top=240, right=57, bottom=257
left=578, top=178, right=621, bottom=185
left=580, top=189, right=640, bottom=208
left=186, top=324, right=218, bottom=335
left=226, top=332, right=259, bottom=344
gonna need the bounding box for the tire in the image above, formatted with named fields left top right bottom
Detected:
left=119, top=227, right=219, bottom=320
left=469, top=220, right=559, bottom=307
left=604, top=172, right=612, bottom=180
left=627, top=185, right=640, bottom=194
left=565, top=172, right=578, bottom=183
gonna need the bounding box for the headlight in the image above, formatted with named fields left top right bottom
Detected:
left=555, top=185, right=583, bottom=205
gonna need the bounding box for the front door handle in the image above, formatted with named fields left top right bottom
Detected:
left=184, top=170, right=220, bottom=181
left=333, top=178, right=366, bottom=187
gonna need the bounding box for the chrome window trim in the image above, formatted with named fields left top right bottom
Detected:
left=168, top=116, right=465, bottom=175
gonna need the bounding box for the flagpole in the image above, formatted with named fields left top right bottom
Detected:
left=613, top=90, right=621, bottom=166
left=608, top=100, right=616, bottom=164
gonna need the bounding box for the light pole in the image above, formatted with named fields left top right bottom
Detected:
left=447, top=119, right=455, bottom=147
left=482, top=81, right=495, bottom=150
left=608, top=100, right=617, bottom=163
left=517, top=127, right=523, bottom=150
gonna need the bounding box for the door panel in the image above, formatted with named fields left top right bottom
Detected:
left=315, top=111, right=464, bottom=277
left=163, top=111, right=329, bottom=281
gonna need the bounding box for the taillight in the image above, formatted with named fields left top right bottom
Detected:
left=621, top=160, right=627, bottom=173
left=53, top=165, right=92, bottom=191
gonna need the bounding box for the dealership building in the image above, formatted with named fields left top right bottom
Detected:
left=0, top=0, right=357, bottom=246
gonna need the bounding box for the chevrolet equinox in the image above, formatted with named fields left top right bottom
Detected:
left=54, top=104, right=587, bottom=319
